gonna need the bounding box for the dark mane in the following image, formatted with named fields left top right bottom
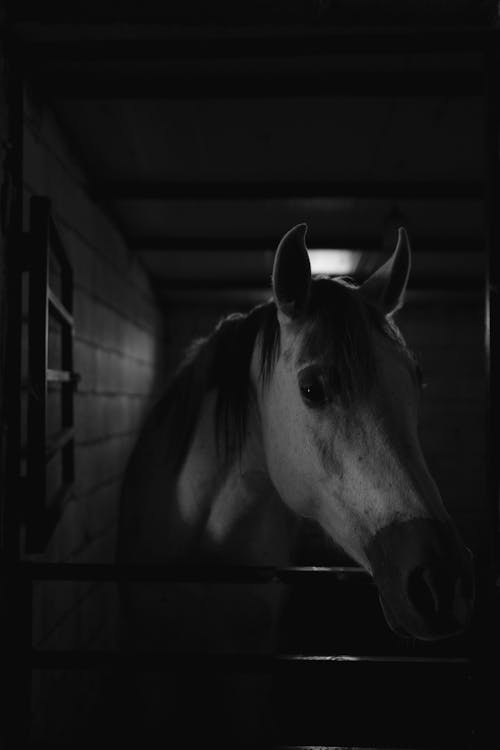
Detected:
left=146, top=278, right=410, bottom=473
left=143, top=302, right=278, bottom=473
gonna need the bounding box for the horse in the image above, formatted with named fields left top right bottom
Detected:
left=116, top=224, right=474, bottom=747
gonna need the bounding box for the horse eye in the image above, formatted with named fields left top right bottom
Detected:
left=298, top=368, right=329, bottom=407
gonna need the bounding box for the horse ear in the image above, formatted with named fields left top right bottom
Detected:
left=360, top=226, right=411, bottom=315
left=272, top=223, right=311, bottom=322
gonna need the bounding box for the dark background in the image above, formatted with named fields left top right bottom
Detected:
left=0, top=2, right=498, bottom=747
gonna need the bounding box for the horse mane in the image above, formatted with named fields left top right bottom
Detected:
left=142, top=302, right=279, bottom=474
left=145, top=277, right=410, bottom=474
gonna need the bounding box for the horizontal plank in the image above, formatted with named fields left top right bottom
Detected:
left=38, top=70, right=483, bottom=100
left=154, top=276, right=484, bottom=294
left=15, top=28, right=500, bottom=58
left=95, top=180, right=483, bottom=201
left=154, top=286, right=485, bottom=308
left=130, top=235, right=484, bottom=254
left=10, top=0, right=495, bottom=27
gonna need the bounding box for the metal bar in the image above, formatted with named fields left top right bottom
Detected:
left=45, top=427, right=75, bottom=461
left=48, top=288, right=74, bottom=328
left=130, top=235, right=483, bottom=254
left=30, top=649, right=470, bottom=671
left=39, top=70, right=483, bottom=100
left=20, top=562, right=369, bottom=583
left=95, top=179, right=483, bottom=201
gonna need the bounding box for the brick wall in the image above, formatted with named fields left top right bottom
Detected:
left=22, top=89, right=165, bottom=743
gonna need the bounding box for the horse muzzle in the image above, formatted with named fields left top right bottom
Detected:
left=366, top=517, right=475, bottom=641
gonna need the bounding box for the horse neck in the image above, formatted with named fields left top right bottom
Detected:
left=174, top=338, right=298, bottom=566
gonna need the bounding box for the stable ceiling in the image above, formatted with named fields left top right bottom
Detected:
left=8, top=0, right=498, bottom=304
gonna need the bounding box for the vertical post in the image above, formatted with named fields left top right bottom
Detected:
left=1, top=59, right=32, bottom=748
left=59, top=218, right=75, bottom=491
left=27, top=197, right=49, bottom=552
left=478, top=42, right=500, bottom=749
left=485, top=43, right=500, bottom=584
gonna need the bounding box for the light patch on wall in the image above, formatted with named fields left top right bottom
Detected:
left=308, top=249, right=361, bottom=276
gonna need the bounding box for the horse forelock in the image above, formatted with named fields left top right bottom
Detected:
left=290, top=277, right=414, bottom=407
left=298, top=278, right=376, bottom=405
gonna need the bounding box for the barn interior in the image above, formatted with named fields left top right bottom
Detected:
left=0, top=2, right=499, bottom=748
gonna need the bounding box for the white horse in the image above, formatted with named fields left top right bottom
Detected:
left=117, top=224, right=474, bottom=746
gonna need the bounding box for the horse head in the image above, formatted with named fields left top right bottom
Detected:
left=259, top=223, right=474, bottom=641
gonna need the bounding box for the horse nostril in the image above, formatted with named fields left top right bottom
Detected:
left=366, top=519, right=475, bottom=638
left=407, top=565, right=442, bottom=620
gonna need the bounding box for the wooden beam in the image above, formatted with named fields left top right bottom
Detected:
left=15, top=29, right=500, bottom=62
left=484, top=46, right=500, bottom=573
left=131, top=236, right=483, bottom=254
left=9, top=0, right=496, bottom=28
left=38, top=69, right=483, bottom=100
left=96, top=179, right=482, bottom=201
left=154, top=287, right=483, bottom=308
left=154, top=276, right=484, bottom=294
